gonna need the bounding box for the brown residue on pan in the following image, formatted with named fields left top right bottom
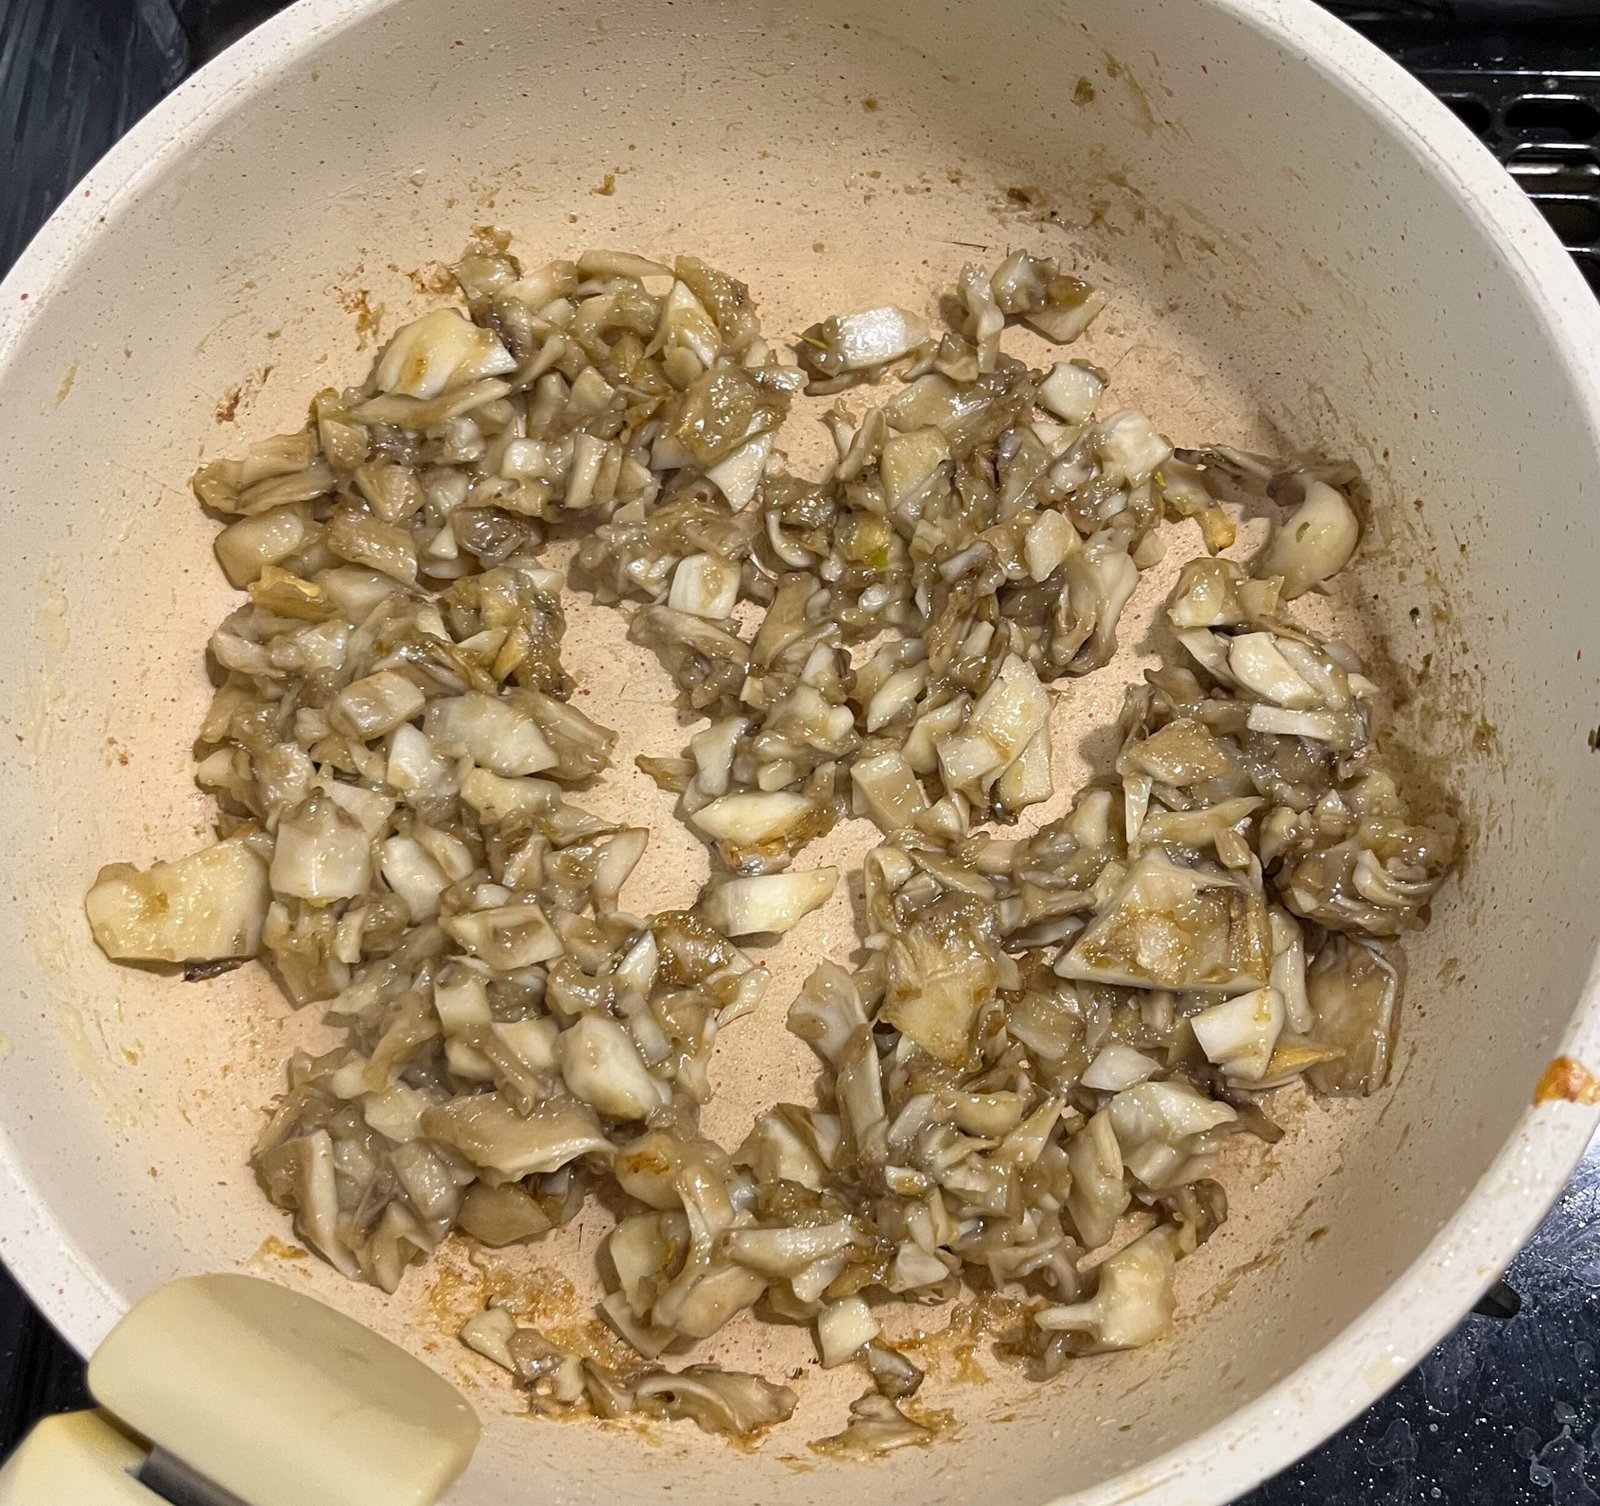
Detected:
left=1534, top=1056, right=1600, bottom=1106
left=425, top=1245, right=637, bottom=1370
left=405, top=261, right=457, bottom=295
left=897, top=1292, right=1035, bottom=1385
left=332, top=285, right=383, bottom=348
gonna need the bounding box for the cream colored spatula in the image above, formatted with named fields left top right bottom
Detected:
left=0, top=1274, right=479, bottom=1506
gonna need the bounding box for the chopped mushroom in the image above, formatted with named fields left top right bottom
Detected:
left=1303, top=935, right=1403, bottom=1095
left=555, top=1016, right=670, bottom=1120
left=1191, top=987, right=1286, bottom=1082
left=880, top=900, right=1012, bottom=1066
left=864, top=1342, right=924, bottom=1399
left=811, top=1392, right=938, bottom=1457
left=374, top=308, right=515, bottom=398
left=1036, top=1227, right=1180, bottom=1351
left=420, top=1095, right=612, bottom=1178
left=797, top=307, right=930, bottom=386
left=459, top=1307, right=519, bottom=1371
left=87, top=837, right=271, bottom=964
left=1255, top=477, right=1361, bottom=599
left=702, top=869, right=838, bottom=937
left=90, top=234, right=1457, bottom=1433
left=815, top=1296, right=881, bottom=1367
left=1056, top=853, right=1272, bottom=993
left=633, top=1366, right=798, bottom=1436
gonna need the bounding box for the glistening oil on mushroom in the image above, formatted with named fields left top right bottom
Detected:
left=85, top=237, right=1456, bottom=1445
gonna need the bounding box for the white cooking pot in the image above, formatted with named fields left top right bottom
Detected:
left=1, top=0, right=1598, bottom=1500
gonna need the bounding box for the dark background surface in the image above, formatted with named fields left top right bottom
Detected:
left=5, top=1, right=1600, bottom=1500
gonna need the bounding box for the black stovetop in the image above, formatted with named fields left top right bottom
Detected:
left=4, top=3, right=1600, bottom=1500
